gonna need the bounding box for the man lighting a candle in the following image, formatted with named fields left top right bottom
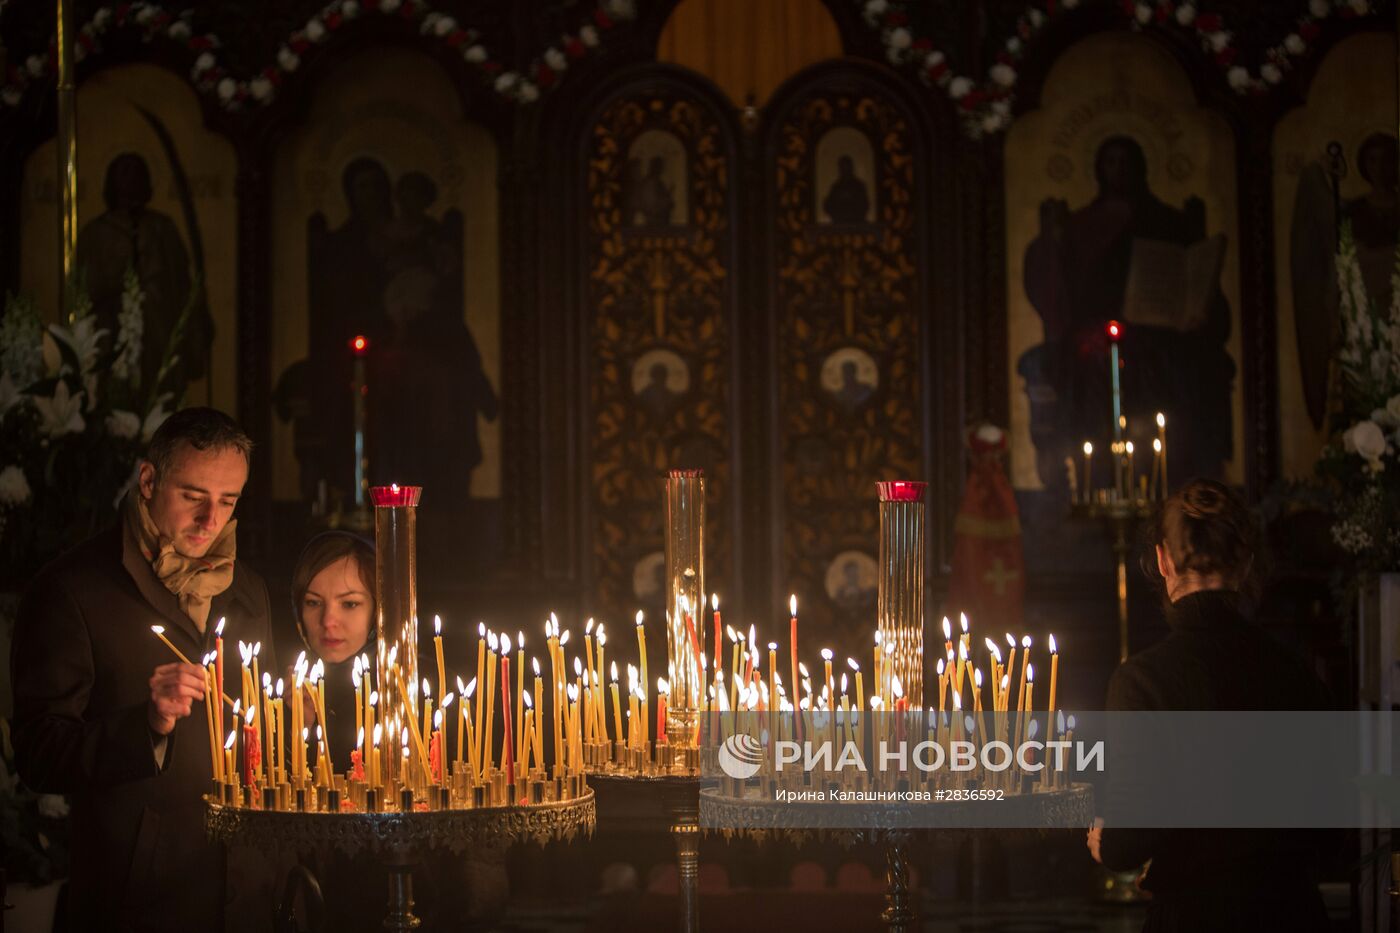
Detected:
left=11, top=408, right=276, bottom=932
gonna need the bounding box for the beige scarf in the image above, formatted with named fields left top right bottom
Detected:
left=124, top=490, right=237, bottom=633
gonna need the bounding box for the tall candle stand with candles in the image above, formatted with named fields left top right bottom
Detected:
left=1068, top=320, right=1170, bottom=662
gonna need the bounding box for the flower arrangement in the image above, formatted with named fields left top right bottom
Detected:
left=0, top=271, right=188, bottom=587
left=1315, top=224, right=1400, bottom=572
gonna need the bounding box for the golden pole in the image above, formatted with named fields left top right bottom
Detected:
left=56, top=0, right=78, bottom=319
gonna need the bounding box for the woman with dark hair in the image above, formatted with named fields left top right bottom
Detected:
left=291, top=531, right=376, bottom=772
left=1087, top=479, right=1332, bottom=931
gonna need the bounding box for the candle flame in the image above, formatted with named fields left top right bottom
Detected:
left=770, top=642, right=779, bottom=651
left=821, top=648, right=833, bottom=661
left=610, top=661, right=618, bottom=681
left=1153, top=437, right=1162, bottom=453
left=1156, top=412, right=1165, bottom=428
left=941, top=617, right=950, bottom=640
left=573, top=657, right=583, bottom=676
left=465, top=678, right=477, bottom=699
left=586, top=617, right=595, bottom=634
left=246, top=705, right=256, bottom=725
left=798, top=662, right=810, bottom=678
left=711, top=593, right=719, bottom=611
left=422, top=678, right=431, bottom=698
left=263, top=672, right=271, bottom=688
left=937, top=658, right=945, bottom=675
left=951, top=691, right=961, bottom=711
left=151, top=624, right=164, bottom=635
left=726, top=625, right=737, bottom=642
left=789, top=594, right=797, bottom=616
left=434, top=614, right=442, bottom=636
left=479, top=621, right=486, bottom=637
left=841, top=673, right=848, bottom=692
left=1066, top=715, right=1077, bottom=731
left=891, top=676, right=903, bottom=699
left=442, top=692, right=454, bottom=708
left=959, top=641, right=968, bottom=660
left=225, top=731, right=236, bottom=750
left=658, top=677, right=669, bottom=695
left=533, top=656, right=541, bottom=676
left=1027, top=717, right=1039, bottom=739
left=373, top=723, right=383, bottom=745
left=1049, top=633, right=1058, bottom=654
left=874, top=630, right=882, bottom=645
left=1001, top=674, right=1010, bottom=689
left=847, top=658, right=859, bottom=671
left=597, top=628, right=606, bottom=647
left=870, top=696, right=882, bottom=710
left=559, top=630, right=570, bottom=646
left=568, top=684, right=579, bottom=702
left=253, top=641, right=261, bottom=657
left=1125, top=440, right=1135, bottom=455
left=434, top=709, right=443, bottom=728
left=517, top=630, right=524, bottom=648
left=500, top=633, right=511, bottom=654
left=1022, top=635, right=1031, bottom=648
left=369, top=690, right=379, bottom=706
left=635, top=610, right=644, bottom=627
left=960, top=612, right=969, bottom=633
left=523, top=691, right=533, bottom=709
left=1027, top=663, right=1034, bottom=683
left=215, top=617, right=226, bottom=636
left=748, top=624, right=756, bottom=645
left=276, top=678, right=284, bottom=697
left=456, top=675, right=466, bottom=695
left=358, top=727, right=365, bottom=748
left=550, top=612, right=559, bottom=635
left=1083, top=441, right=1093, bottom=456
left=975, top=668, right=983, bottom=687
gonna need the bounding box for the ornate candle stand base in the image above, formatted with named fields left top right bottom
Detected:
left=205, top=792, right=595, bottom=933
left=589, top=773, right=704, bottom=933
left=1070, top=498, right=1155, bottom=663
left=700, top=784, right=1095, bottom=932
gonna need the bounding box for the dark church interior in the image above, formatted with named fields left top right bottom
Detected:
left=0, top=0, right=1398, bottom=930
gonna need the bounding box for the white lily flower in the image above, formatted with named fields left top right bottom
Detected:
left=33, top=380, right=85, bottom=437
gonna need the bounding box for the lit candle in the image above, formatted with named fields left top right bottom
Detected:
left=474, top=623, right=486, bottom=780
left=1082, top=442, right=1093, bottom=503
left=421, top=678, right=433, bottom=785
left=789, top=595, right=801, bottom=743
left=463, top=678, right=478, bottom=782
left=548, top=616, right=563, bottom=777
left=431, top=614, right=446, bottom=709
left=1003, top=635, right=1017, bottom=713
left=214, top=618, right=226, bottom=765
left=149, top=624, right=194, bottom=665
left=635, top=612, right=649, bottom=746
left=656, top=678, right=669, bottom=744
left=1150, top=437, right=1163, bottom=501
left=353, top=658, right=364, bottom=746
left=499, top=634, right=513, bottom=791
left=201, top=654, right=219, bottom=780
left=595, top=626, right=610, bottom=739
left=516, top=630, right=526, bottom=769
left=521, top=693, right=535, bottom=773
left=455, top=675, right=468, bottom=766
left=532, top=657, right=546, bottom=756
left=610, top=662, right=624, bottom=751
left=628, top=665, right=640, bottom=748
left=1016, top=635, right=1031, bottom=716
left=484, top=630, right=498, bottom=777
left=711, top=594, right=722, bottom=700
left=224, top=730, right=236, bottom=786
left=1047, top=634, right=1060, bottom=744
left=372, top=723, right=383, bottom=789
left=1156, top=412, right=1168, bottom=497
left=251, top=644, right=264, bottom=782
left=275, top=678, right=285, bottom=785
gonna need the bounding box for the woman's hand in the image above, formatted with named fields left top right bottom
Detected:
left=1086, top=817, right=1104, bottom=864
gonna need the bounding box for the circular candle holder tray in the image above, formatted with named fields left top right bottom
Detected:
left=205, top=790, right=596, bottom=857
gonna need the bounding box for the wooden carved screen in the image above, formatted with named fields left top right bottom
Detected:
left=583, top=85, right=736, bottom=622
left=771, top=82, right=925, bottom=661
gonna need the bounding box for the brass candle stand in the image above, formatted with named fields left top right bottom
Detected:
left=205, top=790, right=595, bottom=932
left=1069, top=495, right=1155, bottom=663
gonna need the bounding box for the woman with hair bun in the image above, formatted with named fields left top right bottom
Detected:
left=1086, top=479, right=1332, bottom=932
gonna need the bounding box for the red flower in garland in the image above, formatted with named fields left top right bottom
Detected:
left=189, top=35, right=214, bottom=51
left=1299, top=20, right=1322, bottom=40
left=290, top=37, right=311, bottom=54
left=1195, top=12, right=1222, bottom=31
left=1214, top=47, right=1237, bottom=66
left=912, top=37, right=932, bottom=51
left=535, top=64, right=556, bottom=88
left=446, top=29, right=469, bottom=48
left=324, top=12, right=343, bottom=30
left=262, top=65, right=282, bottom=85
left=77, top=32, right=96, bottom=51
left=115, top=3, right=133, bottom=23
left=565, top=37, right=586, bottom=59
left=996, top=50, right=1013, bottom=65
left=927, top=60, right=948, bottom=79
left=150, top=12, right=171, bottom=28
left=1154, top=3, right=1170, bottom=23
left=1119, top=0, right=1136, bottom=16
left=960, top=89, right=987, bottom=110
left=594, top=8, right=614, bottom=29
left=885, top=11, right=909, bottom=26
left=481, top=60, right=503, bottom=74
left=364, top=0, right=381, bottom=9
